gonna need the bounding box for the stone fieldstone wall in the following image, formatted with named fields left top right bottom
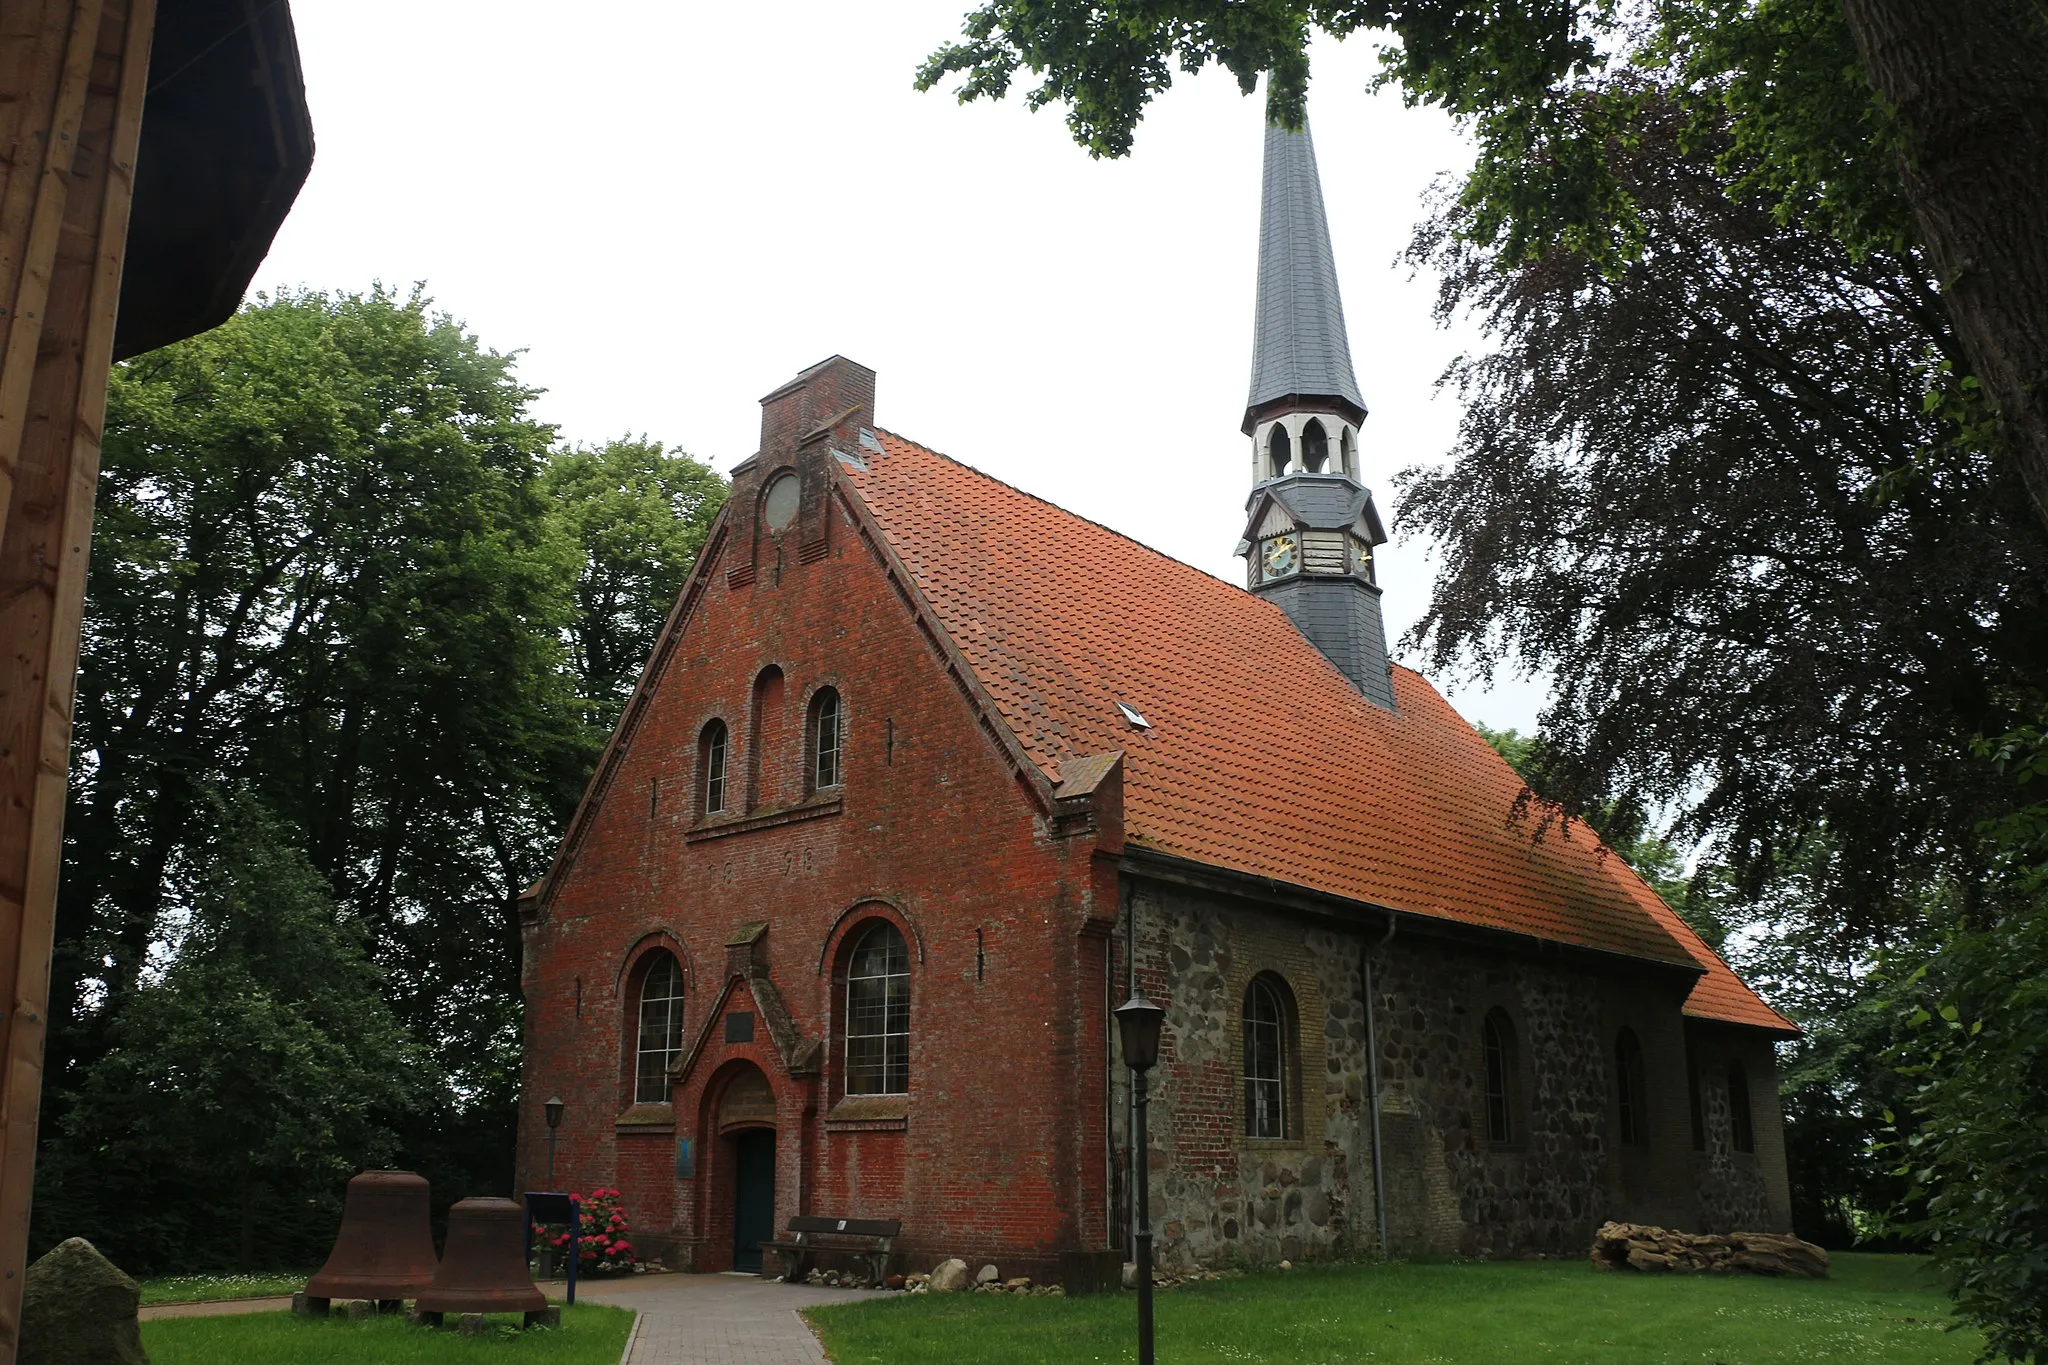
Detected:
left=1370, top=934, right=1618, bottom=1256
left=1120, top=876, right=1796, bottom=1265
left=1118, top=886, right=1371, bottom=1270
left=1687, top=1028, right=1777, bottom=1233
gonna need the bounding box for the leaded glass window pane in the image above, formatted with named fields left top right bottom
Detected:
left=1483, top=1012, right=1513, bottom=1143
left=703, top=722, right=728, bottom=814
left=845, top=923, right=909, bottom=1095
left=1244, top=978, right=1287, bottom=1139
left=635, top=953, right=685, bottom=1104
left=814, top=690, right=841, bottom=790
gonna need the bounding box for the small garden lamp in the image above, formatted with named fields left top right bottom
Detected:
left=544, top=1095, right=565, bottom=1187
left=1114, top=993, right=1166, bottom=1365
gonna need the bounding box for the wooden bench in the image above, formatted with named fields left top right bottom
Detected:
left=762, top=1215, right=902, bottom=1285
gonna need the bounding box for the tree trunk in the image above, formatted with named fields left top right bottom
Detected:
left=1839, top=0, right=2048, bottom=532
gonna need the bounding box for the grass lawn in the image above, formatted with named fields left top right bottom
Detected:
left=140, top=1303, right=635, bottom=1363
left=137, top=1272, right=310, bottom=1305
left=806, top=1253, right=1978, bottom=1365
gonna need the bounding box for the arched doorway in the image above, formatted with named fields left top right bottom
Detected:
left=717, top=1064, right=777, bottom=1273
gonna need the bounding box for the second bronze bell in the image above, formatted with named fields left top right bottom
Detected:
left=414, top=1197, right=547, bottom=1318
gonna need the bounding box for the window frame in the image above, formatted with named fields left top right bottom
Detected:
left=699, top=719, right=729, bottom=816
left=1615, top=1027, right=1650, bottom=1148
left=810, top=686, right=843, bottom=792
left=1727, top=1060, right=1756, bottom=1154
left=841, top=921, right=910, bottom=1097
left=632, top=951, right=686, bottom=1106
left=1482, top=1008, right=1519, bottom=1146
left=1242, top=974, right=1296, bottom=1141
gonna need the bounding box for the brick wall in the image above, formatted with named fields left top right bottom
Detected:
left=518, top=359, right=1118, bottom=1281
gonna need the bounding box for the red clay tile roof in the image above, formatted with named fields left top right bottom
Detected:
left=843, top=431, right=1792, bottom=1035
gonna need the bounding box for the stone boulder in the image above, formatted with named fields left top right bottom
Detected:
left=975, top=1264, right=999, bottom=1286
left=20, top=1237, right=148, bottom=1365
left=928, top=1259, right=972, bottom=1293
left=1590, top=1222, right=1829, bottom=1278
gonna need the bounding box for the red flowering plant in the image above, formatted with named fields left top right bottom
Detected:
left=531, top=1188, right=640, bottom=1275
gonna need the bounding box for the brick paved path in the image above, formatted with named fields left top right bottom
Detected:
left=573, top=1273, right=881, bottom=1365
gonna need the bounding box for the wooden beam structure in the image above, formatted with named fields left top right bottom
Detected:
left=0, top=2, right=309, bottom=1351
left=0, top=1, right=158, bottom=1356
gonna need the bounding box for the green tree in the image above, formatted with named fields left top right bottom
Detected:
left=540, top=437, right=727, bottom=730
left=919, top=0, right=2048, bottom=539
left=1403, top=99, right=2048, bottom=922
left=35, top=794, right=421, bottom=1273
left=52, top=286, right=595, bottom=1219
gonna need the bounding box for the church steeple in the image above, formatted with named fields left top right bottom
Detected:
left=1244, top=117, right=1366, bottom=439
left=1235, top=113, right=1396, bottom=710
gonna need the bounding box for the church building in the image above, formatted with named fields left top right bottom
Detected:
left=515, top=117, right=1796, bottom=1279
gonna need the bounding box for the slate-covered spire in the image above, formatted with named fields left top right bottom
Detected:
left=1235, top=107, right=1395, bottom=710
left=1243, top=116, right=1366, bottom=434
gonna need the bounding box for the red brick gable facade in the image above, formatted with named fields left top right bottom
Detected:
left=518, top=358, right=1122, bottom=1274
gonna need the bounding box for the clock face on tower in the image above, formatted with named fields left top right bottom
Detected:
left=1261, top=533, right=1300, bottom=580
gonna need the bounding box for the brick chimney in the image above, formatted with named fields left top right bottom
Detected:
left=726, top=356, right=876, bottom=587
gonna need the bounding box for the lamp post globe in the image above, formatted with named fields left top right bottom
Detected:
left=1114, top=994, right=1165, bottom=1073
left=543, top=1096, right=565, bottom=1188
left=1114, top=993, right=1166, bottom=1365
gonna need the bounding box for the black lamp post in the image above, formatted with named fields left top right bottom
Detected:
left=1115, top=993, right=1165, bottom=1365
left=544, top=1095, right=565, bottom=1189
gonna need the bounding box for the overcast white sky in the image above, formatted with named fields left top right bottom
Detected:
left=253, top=0, right=1547, bottom=734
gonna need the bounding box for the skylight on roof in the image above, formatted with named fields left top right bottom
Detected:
left=1115, top=700, right=1151, bottom=730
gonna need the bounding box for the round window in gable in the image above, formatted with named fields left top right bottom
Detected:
left=762, top=471, right=800, bottom=534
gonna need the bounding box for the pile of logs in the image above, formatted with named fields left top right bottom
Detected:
left=1590, top=1222, right=1830, bottom=1278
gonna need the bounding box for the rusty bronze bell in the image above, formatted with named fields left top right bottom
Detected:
left=413, top=1197, right=547, bottom=1316
left=305, top=1170, right=440, bottom=1303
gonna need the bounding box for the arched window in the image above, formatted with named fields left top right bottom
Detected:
left=1243, top=974, right=1295, bottom=1139
left=1340, top=425, right=1357, bottom=477
left=1267, top=425, right=1292, bottom=479
left=699, top=720, right=728, bottom=815
left=810, top=687, right=842, bottom=791
left=634, top=951, right=686, bottom=1104
left=1482, top=1008, right=1518, bottom=1144
left=844, top=922, right=910, bottom=1095
left=1616, top=1027, right=1649, bottom=1147
left=1727, top=1060, right=1755, bottom=1153
left=1300, top=419, right=1329, bottom=473
left=749, top=666, right=786, bottom=808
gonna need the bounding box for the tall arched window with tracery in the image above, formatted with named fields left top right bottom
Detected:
left=1243, top=974, right=1295, bottom=1139
left=843, top=922, right=910, bottom=1095
left=634, top=951, right=686, bottom=1104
